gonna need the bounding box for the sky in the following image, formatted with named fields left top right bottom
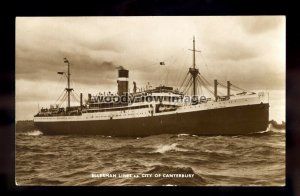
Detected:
left=16, top=16, right=285, bottom=120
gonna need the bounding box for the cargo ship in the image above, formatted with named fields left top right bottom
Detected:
left=33, top=37, right=269, bottom=136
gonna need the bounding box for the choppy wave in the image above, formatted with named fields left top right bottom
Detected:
left=143, top=165, right=207, bottom=185
left=154, top=143, right=189, bottom=153
left=21, top=130, right=43, bottom=136
left=249, top=124, right=285, bottom=135
left=15, top=123, right=285, bottom=186
left=177, top=134, right=190, bottom=137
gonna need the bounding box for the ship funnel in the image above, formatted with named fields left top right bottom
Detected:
left=227, top=81, right=231, bottom=100
left=214, top=79, right=218, bottom=101
left=133, top=81, right=137, bottom=93
left=117, top=67, right=129, bottom=96
left=80, top=93, right=83, bottom=110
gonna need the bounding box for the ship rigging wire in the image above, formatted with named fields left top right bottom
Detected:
left=58, top=93, right=68, bottom=108
left=197, top=76, right=215, bottom=96
left=55, top=88, right=67, bottom=104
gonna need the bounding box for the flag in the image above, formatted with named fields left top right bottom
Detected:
left=160, top=62, right=165, bottom=65
left=64, top=57, right=69, bottom=63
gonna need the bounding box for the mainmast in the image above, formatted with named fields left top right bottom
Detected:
left=189, top=36, right=200, bottom=96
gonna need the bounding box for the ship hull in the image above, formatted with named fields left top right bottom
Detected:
left=34, top=103, right=269, bottom=137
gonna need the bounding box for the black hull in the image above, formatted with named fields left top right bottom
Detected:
left=34, top=103, right=269, bottom=137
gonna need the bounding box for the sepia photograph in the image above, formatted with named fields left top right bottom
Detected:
left=15, top=16, right=285, bottom=186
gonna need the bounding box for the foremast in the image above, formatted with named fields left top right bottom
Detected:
left=58, top=57, right=73, bottom=110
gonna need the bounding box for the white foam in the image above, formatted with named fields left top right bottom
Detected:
left=254, top=123, right=285, bottom=134
left=178, top=134, right=190, bottom=137
left=154, top=143, right=188, bottom=153
left=24, top=130, right=43, bottom=136
left=154, top=143, right=178, bottom=153
left=164, top=184, right=177, bottom=186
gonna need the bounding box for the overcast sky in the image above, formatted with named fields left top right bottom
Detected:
left=16, top=16, right=285, bottom=120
